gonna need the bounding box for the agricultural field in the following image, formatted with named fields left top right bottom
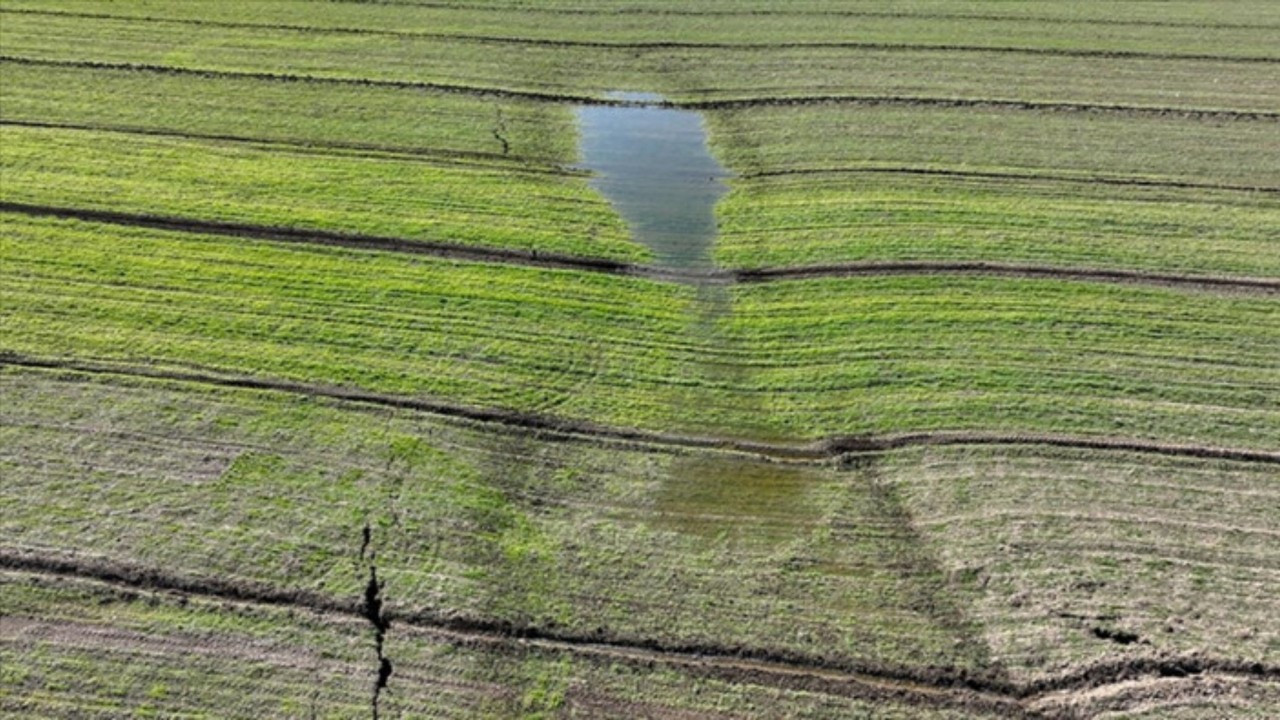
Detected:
left=1, top=1, right=1277, bottom=719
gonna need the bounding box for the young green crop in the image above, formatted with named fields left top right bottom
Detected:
left=3, top=214, right=1276, bottom=446
left=0, top=60, right=578, bottom=163
left=0, top=125, right=642, bottom=261
left=4, top=1, right=1277, bottom=56
left=715, top=174, right=1280, bottom=273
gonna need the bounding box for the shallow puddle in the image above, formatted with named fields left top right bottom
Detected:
left=653, top=456, right=820, bottom=547
left=576, top=92, right=731, bottom=269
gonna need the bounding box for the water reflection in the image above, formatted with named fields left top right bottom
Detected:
left=576, top=92, right=731, bottom=269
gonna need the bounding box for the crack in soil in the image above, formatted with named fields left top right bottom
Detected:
left=359, top=531, right=393, bottom=720
left=491, top=106, right=510, bottom=155
left=3, top=551, right=1277, bottom=718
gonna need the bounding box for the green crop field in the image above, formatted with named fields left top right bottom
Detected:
left=1, top=1, right=1277, bottom=718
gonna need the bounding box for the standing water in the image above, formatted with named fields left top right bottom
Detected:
left=576, top=92, right=731, bottom=269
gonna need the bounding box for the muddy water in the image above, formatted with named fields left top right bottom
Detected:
left=576, top=92, right=731, bottom=269
left=578, top=93, right=808, bottom=539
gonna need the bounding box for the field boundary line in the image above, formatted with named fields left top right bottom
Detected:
left=3, top=354, right=1277, bottom=465
left=3, top=56, right=1277, bottom=120
left=6, top=8, right=1277, bottom=62
left=5, top=202, right=1279, bottom=294
left=740, top=166, right=1280, bottom=194
left=3, top=549, right=1277, bottom=717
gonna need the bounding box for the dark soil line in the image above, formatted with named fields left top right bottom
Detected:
left=315, top=0, right=1280, bottom=29
left=3, top=354, right=1278, bottom=466
left=733, top=262, right=1280, bottom=293
left=680, top=95, right=1280, bottom=121
left=0, top=119, right=569, bottom=174
left=742, top=166, right=1280, bottom=194
left=7, top=7, right=1278, bottom=62
left=5, top=549, right=1276, bottom=715
left=4, top=57, right=1275, bottom=120
left=7, top=202, right=1276, bottom=294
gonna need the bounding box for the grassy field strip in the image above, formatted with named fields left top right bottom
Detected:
left=725, top=276, right=1279, bottom=445
left=0, top=368, right=998, bottom=682
left=4, top=213, right=1278, bottom=447
left=716, top=175, right=1280, bottom=274
left=5, top=54, right=1277, bottom=123
left=0, top=124, right=643, bottom=262
left=2, top=370, right=1277, bottom=716
left=6, top=354, right=1279, bottom=469
left=0, top=60, right=577, bottom=165
left=0, top=574, right=1019, bottom=720
left=6, top=0, right=1279, bottom=26
left=7, top=61, right=1272, bottom=167
left=2, top=1, right=1277, bottom=57
left=707, top=106, right=1280, bottom=188
left=10, top=202, right=1279, bottom=295
left=7, top=120, right=1279, bottom=280
left=6, top=40, right=1279, bottom=113
left=883, top=446, right=1280, bottom=679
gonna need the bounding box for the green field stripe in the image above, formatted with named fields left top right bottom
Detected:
left=4, top=6, right=1280, bottom=63
left=0, top=124, right=644, bottom=263
left=9, top=201, right=1278, bottom=292
left=3, top=214, right=1277, bottom=447
left=0, top=58, right=579, bottom=164
left=715, top=173, right=1280, bottom=274
left=5, top=54, right=1279, bottom=119
left=2, top=1, right=1276, bottom=56
left=706, top=104, right=1280, bottom=187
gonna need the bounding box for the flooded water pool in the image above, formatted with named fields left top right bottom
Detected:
left=576, top=92, right=731, bottom=269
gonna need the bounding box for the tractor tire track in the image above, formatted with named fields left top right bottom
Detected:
left=5, top=202, right=1278, bottom=293
left=2, top=354, right=1277, bottom=466
left=4, top=550, right=1276, bottom=719
left=3, top=57, right=1277, bottom=119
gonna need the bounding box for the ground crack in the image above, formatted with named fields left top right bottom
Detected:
left=360, top=530, right=393, bottom=720
left=492, top=106, right=510, bottom=155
